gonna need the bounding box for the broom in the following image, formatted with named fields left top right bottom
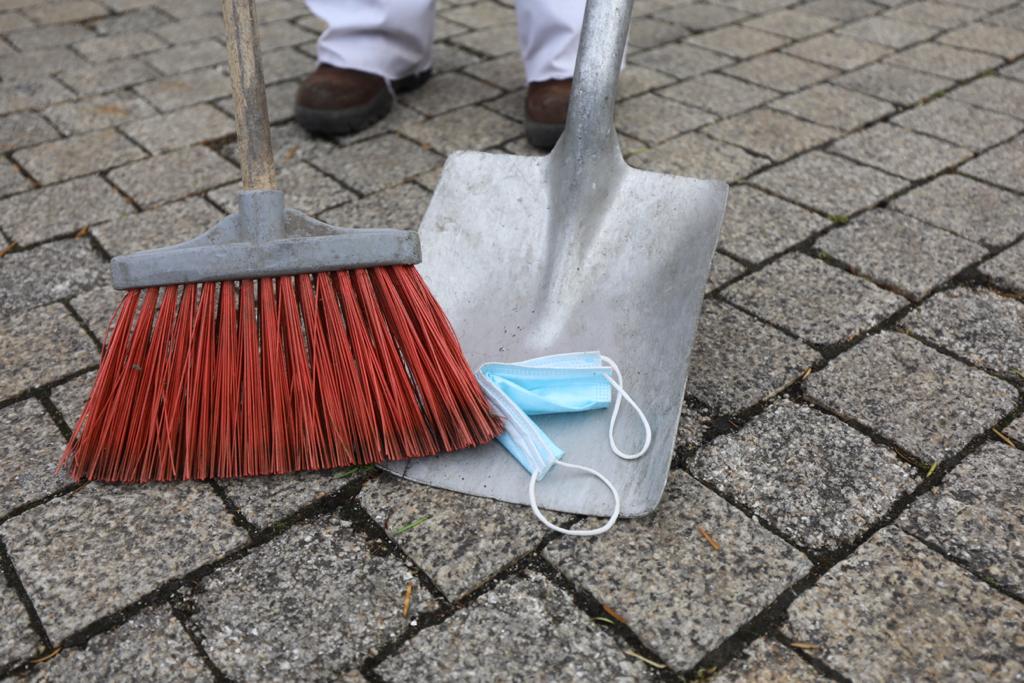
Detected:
left=59, top=0, right=502, bottom=483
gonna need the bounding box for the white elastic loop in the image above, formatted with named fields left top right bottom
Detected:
left=528, top=461, right=620, bottom=536
left=600, top=355, right=652, bottom=460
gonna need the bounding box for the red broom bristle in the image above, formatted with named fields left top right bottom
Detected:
left=61, top=265, right=503, bottom=482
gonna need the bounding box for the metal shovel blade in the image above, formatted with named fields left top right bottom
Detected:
left=381, top=0, right=727, bottom=518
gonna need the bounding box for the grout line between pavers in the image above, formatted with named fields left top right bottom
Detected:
left=2, top=2, right=1024, bottom=680
left=770, top=629, right=853, bottom=683
left=0, top=537, right=53, bottom=657
left=0, top=472, right=373, bottom=676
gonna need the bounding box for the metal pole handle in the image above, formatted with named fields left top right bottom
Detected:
left=552, top=0, right=632, bottom=169
left=222, top=0, right=277, bottom=190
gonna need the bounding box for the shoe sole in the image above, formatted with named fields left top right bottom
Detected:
left=295, top=69, right=433, bottom=137
left=525, top=119, right=565, bottom=151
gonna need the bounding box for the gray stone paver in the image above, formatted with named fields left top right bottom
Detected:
left=376, top=570, right=650, bottom=682
left=120, top=103, right=235, bottom=153
left=1006, top=417, right=1024, bottom=443
left=654, top=3, right=749, bottom=31
left=400, top=72, right=500, bottom=117
left=0, top=239, right=107, bottom=317
left=67, top=285, right=122, bottom=343
left=1, top=1, right=1023, bottom=676
left=359, top=474, right=565, bottom=600
left=834, top=62, right=953, bottom=106
left=658, top=73, right=777, bottom=117
left=769, top=83, right=893, bottom=131
left=900, top=442, right=1024, bottom=599
left=616, top=92, right=715, bottom=144
left=687, top=301, right=821, bottom=415
left=745, top=9, right=840, bottom=38
left=723, top=253, right=907, bottom=346
left=784, top=33, right=893, bottom=70
left=837, top=15, right=940, bottom=47
left=830, top=122, right=971, bottom=181
left=805, top=331, right=1017, bottom=463
left=629, top=132, right=770, bottom=183
left=49, top=370, right=96, bottom=426
left=60, top=58, right=160, bottom=96
left=892, top=173, right=1024, bottom=248
left=693, top=399, right=918, bottom=552
left=803, top=0, right=879, bottom=21
left=902, top=287, right=1024, bottom=376
left=399, top=104, right=520, bottom=154
left=784, top=526, right=1024, bottom=682
left=0, top=159, right=31, bottom=199
left=107, top=145, right=239, bottom=207
left=980, top=241, right=1024, bottom=292
left=1, top=577, right=39, bottom=669
left=885, top=41, right=1003, bottom=80
left=751, top=150, right=909, bottom=216
left=892, top=98, right=1024, bottom=150
left=632, top=42, right=735, bottom=80
left=544, top=471, right=811, bottom=671
left=209, top=161, right=354, bottom=216
left=707, top=251, right=746, bottom=292
left=318, top=182, right=430, bottom=229
left=13, top=128, right=147, bottom=185
left=949, top=76, right=1024, bottom=119
left=219, top=468, right=371, bottom=529
left=0, top=175, right=133, bottom=245
left=816, top=209, right=988, bottom=301
left=706, top=109, right=838, bottom=162
left=27, top=606, right=213, bottom=682
left=90, top=196, right=222, bottom=257
left=42, top=91, right=157, bottom=135
left=718, top=185, right=829, bottom=264
left=0, top=303, right=96, bottom=401
left=310, top=133, right=442, bottom=195
left=134, top=67, right=232, bottom=112
left=0, top=399, right=70, bottom=516
left=716, top=638, right=828, bottom=682
left=189, top=513, right=435, bottom=681
left=0, top=78, right=74, bottom=115
left=1, top=482, right=247, bottom=642
left=0, top=111, right=60, bottom=153
left=73, top=30, right=167, bottom=64
left=885, top=1, right=984, bottom=28
left=688, top=25, right=788, bottom=59
left=724, top=52, right=838, bottom=93
left=961, top=136, right=1024, bottom=194
left=940, top=21, right=1024, bottom=58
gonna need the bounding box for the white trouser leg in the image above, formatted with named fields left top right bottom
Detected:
left=307, top=0, right=435, bottom=80
left=515, top=0, right=586, bottom=83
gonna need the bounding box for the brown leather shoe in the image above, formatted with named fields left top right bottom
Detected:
left=525, top=79, right=572, bottom=150
left=295, top=64, right=430, bottom=136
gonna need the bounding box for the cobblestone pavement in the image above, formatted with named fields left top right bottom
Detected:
left=1, top=0, right=1023, bottom=680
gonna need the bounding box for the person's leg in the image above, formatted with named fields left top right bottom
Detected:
left=515, top=0, right=585, bottom=149
left=515, top=0, right=584, bottom=83
left=309, top=0, right=434, bottom=80
left=296, top=0, right=434, bottom=136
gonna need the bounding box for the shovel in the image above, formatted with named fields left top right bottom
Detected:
left=381, top=0, right=728, bottom=518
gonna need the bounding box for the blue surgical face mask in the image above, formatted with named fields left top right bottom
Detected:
left=476, top=352, right=651, bottom=536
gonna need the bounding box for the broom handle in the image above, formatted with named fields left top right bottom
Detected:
left=222, top=0, right=277, bottom=190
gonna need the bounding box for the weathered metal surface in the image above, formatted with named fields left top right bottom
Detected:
left=382, top=0, right=728, bottom=517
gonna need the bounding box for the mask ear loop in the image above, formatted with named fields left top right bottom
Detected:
left=529, top=461, right=620, bottom=536
left=600, top=355, right=652, bottom=461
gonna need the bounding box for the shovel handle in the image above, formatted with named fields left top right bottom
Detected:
left=222, top=0, right=277, bottom=190
left=555, top=0, right=632, bottom=166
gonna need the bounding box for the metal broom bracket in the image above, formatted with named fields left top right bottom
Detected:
left=109, top=0, right=421, bottom=290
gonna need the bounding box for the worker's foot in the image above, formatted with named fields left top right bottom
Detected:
left=525, top=79, right=572, bottom=150
left=295, top=64, right=431, bottom=136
